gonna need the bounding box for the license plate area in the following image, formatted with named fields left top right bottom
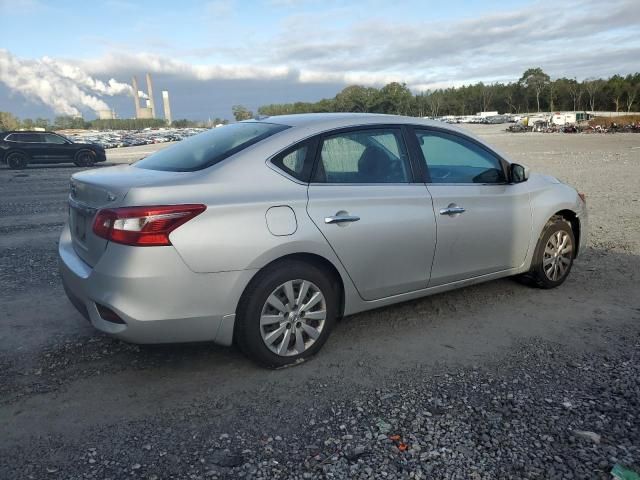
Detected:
left=70, top=208, right=88, bottom=244
left=69, top=202, right=94, bottom=246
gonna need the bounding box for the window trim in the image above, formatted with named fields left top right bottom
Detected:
left=409, top=125, right=510, bottom=185
left=309, top=125, right=419, bottom=186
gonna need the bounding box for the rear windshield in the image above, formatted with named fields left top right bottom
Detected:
left=134, top=122, right=289, bottom=172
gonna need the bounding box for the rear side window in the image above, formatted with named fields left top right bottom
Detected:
left=270, top=142, right=314, bottom=182
left=135, top=122, right=289, bottom=172
left=9, top=133, right=41, bottom=143
left=415, top=130, right=506, bottom=184
left=313, top=129, right=410, bottom=184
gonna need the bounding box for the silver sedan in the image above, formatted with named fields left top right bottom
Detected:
left=59, top=113, right=587, bottom=367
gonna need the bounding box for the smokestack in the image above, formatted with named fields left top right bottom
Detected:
left=146, top=73, right=156, bottom=118
left=162, top=90, right=172, bottom=125
left=131, top=76, right=141, bottom=118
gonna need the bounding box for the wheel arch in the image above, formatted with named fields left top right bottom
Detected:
left=552, top=209, right=581, bottom=257
left=239, top=252, right=346, bottom=320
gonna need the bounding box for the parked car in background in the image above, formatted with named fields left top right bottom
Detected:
left=65, top=128, right=206, bottom=150
left=0, top=131, right=106, bottom=169
left=59, top=113, right=587, bottom=367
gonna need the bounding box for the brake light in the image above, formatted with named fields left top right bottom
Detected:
left=93, top=204, right=206, bottom=246
left=578, top=192, right=586, bottom=203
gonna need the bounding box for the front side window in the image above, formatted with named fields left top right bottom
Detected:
left=415, top=130, right=505, bottom=184
left=313, top=129, right=410, bottom=183
left=43, top=133, right=68, bottom=144
left=135, top=122, right=289, bottom=172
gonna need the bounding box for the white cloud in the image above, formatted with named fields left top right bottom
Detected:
left=0, top=49, right=131, bottom=115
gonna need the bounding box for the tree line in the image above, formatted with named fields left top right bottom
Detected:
left=252, top=68, right=640, bottom=119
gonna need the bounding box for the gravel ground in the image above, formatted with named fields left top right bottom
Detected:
left=0, top=126, right=639, bottom=479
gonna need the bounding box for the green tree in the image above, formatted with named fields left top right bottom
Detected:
left=334, top=85, right=377, bottom=112
left=372, top=82, right=413, bottom=115
left=0, top=111, right=20, bottom=131
left=88, top=118, right=167, bottom=130
left=232, top=105, right=253, bottom=121
left=624, top=74, right=639, bottom=113
left=606, top=75, right=626, bottom=112
left=584, top=78, right=605, bottom=112
left=519, top=67, right=550, bottom=112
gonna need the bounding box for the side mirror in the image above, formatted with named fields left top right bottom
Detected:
left=510, top=163, right=529, bottom=183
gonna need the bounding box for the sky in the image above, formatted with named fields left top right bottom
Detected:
left=1, top=0, right=639, bottom=120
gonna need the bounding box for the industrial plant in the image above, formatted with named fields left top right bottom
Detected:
left=131, top=73, right=172, bottom=123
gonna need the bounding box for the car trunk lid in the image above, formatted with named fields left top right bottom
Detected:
left=68, top=165, right=189, bottom=267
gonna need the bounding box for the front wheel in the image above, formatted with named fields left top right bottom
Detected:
left=74, top=150, right=96, bottom=167
left=519, top=216, right=575, bottom=289
left=235, top=260, right=338, bottom=368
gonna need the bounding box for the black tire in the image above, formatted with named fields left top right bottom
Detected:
left=518, top=215, right=575, bottom=289
left=235, top=260, right=339, bottom=368
left=74, top=150, right=96, bottom=167
left=6, top=151, right=28, bottom=170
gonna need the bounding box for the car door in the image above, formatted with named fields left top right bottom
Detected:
left=306, top=126, right=437, bottom=301
left=42, top=133, right=74, bottom=161
left=412, top=128, right=532, bottom=286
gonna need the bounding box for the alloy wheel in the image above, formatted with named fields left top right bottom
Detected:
left=543, top=230, right=573, bottom=281
left=259, top=279, right=327, bottom=357
left=77, top=152, right=94, bottom=166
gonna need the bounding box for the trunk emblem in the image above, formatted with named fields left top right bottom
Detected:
left=107, top=192, right=117, bottom=202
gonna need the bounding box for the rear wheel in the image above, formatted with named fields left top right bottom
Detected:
left=235, top=260, right=338, bottom=368
left=519, top=216, right=575, bottom=288
left=74, top=150, right=96, bottom=167
left=6, top=152, right=28, bottom=169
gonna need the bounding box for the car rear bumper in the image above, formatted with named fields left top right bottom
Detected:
left=58, top=224, right=255, bottom=345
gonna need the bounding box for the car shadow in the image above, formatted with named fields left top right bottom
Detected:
left=19, top=247, right=640, bottom=384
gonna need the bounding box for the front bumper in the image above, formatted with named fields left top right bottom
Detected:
left=576, top=200, right=588, bottom=257
left=58, top=224, right=255, bottom=345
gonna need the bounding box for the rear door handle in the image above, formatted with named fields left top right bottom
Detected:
left=325, top=214, right=360, bottom=224
left=439, top=205, right=465, bottom=216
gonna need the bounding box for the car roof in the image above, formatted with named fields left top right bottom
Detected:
left=250, top=112, right=494, bottom=148
left=255, top=112, right=456, bottom=131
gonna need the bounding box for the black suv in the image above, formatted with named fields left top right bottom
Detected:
left=0, top=131, right=106, bottom=169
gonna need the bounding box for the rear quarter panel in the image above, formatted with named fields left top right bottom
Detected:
left=125, top=145, right=355, bottom=286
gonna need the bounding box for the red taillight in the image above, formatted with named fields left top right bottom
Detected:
left=93, top=204, right=206, bottom=246
left=578, top=192, right=586, bottom=203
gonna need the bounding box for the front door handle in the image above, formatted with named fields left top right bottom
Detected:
left=439, top=204, right=465, bottom=216
left=325, top=214, right=360, bottom=224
